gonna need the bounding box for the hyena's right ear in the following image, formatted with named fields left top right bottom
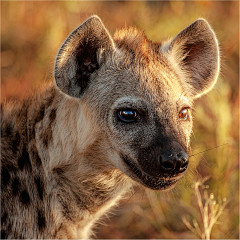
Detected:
left=54, top=15, right=115, bottom=98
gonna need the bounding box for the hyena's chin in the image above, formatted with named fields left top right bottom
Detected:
left=121, top=154, right=186, bottom=190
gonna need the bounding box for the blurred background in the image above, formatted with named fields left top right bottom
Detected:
left=1, top=1, right=239, bottom=239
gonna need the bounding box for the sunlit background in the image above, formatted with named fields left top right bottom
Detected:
left=1, top=1, right=239, bottom=239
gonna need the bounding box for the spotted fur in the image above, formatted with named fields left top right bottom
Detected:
left=1, top=16, right=219, bottom=239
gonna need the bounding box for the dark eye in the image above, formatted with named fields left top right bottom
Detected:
left=179, top=108, right=188, bottom=120
left=117, top=109, right=138, bottom=123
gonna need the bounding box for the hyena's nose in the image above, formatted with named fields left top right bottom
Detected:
left=158, top=151, right=189, bottom=174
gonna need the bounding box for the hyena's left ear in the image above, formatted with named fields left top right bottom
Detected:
left=54, top=15, right=115, bottom=98
left=162, top=19, right=220, bottom=98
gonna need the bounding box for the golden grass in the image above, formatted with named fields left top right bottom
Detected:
left=182, top=177, right=228, bottom=240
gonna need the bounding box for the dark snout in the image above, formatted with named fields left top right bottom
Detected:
left=123, top=141, right=189, bottom=190
left=158, top=142, right=189, bottom=174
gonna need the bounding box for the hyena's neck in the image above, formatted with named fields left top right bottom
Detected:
left=3, top=84, right=131, bottom=238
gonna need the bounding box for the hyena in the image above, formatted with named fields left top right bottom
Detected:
left=1, top=15, right=219, bottom=239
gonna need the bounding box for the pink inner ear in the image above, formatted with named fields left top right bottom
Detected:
left=182, top=41, right=205, bottom=64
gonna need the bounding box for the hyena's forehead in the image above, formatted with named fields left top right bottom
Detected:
left=86, top=28, right=192, bottom=116
left=114, top=27, right=152, bottom=57
left=113, top=28, right=187, bottom=107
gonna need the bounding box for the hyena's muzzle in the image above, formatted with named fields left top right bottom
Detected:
left=121, top=139, right=189, bottom=190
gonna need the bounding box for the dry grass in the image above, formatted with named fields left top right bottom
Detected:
left=182, top=177, right=228, bottom=240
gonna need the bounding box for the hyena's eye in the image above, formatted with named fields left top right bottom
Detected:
left=117, top=109, right=138, bottom=123
left=179, top=108, right=188, bottom=120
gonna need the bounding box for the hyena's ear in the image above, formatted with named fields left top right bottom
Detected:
left=54, top=15, right=115, bottom=98
left=162, top=19, right=220, bottom=98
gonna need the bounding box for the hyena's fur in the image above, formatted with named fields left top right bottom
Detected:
left=1, top=16, right=219, bottom=239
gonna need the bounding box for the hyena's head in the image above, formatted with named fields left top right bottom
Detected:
left=54, top=16, right=219, bottom=190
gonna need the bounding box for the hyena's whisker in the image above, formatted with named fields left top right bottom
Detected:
left=189, top=143, right=228, bottom=158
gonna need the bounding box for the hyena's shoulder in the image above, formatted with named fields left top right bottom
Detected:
left=1, top=84, right=60, bottom=239
left=1, top=99, right=34, bottom=238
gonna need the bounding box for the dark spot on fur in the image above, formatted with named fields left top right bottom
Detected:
left=53, top=167, right=71, bottom=186
left=18, top=148, right=32, bottom=171
left=31, top=145, right=43, bottom=167
left=12, top=177, right=20, bottom=196
left=35, top=177, right=44, bottom=200
left=53, top=167, right=64, bottom=175
left=2, top=123, right=13, bottom=137
left=1, top=168, right=11, bottom=186
left=28, top=97, right=55, bottom=139
left=73, top=191, right=84, bottom=207
left=41, top=126, right=52, bottom=148
left=30, top=126, right=36, bottom=139
left=57, top=193, right=73, bottom=221
left=45, top=94, right=55, bottom=108
left=1, top=212, right=8, bottom=223
left=1, top=230, right=7, bottom=239
left=35, top=105, right=45, bottom=124
left=12, top=132, right=20, bottom=154
left=20, top=190, right=30, bottom=206
left=31, top=94, right=55, bottom=134
left=37, top=210, right=46, bottom=231
left=42, top=135, right=48, bottom=148
left=5, top=125, right=13, bottom=135
left=19, top=234, right=24, bottom=239
left=7, top=223, right=12, bottom=233
left=49, top=108, right=56, bottom=124
left=35, top=152, right=42, bottom=167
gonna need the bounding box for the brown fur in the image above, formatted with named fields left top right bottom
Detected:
left=1, top=16, right=219, bottom=239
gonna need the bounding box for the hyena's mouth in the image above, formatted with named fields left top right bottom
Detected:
left=122, top=155, right=179, bottom=190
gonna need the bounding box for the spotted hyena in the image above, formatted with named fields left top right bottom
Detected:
left=1, top=15, right=219, bottom=239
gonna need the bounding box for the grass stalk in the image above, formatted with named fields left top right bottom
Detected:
left=182, top=177, right=228, bottom=239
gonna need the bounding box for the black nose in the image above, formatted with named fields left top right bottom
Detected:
left=158, top=151, right=189, bottom=174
